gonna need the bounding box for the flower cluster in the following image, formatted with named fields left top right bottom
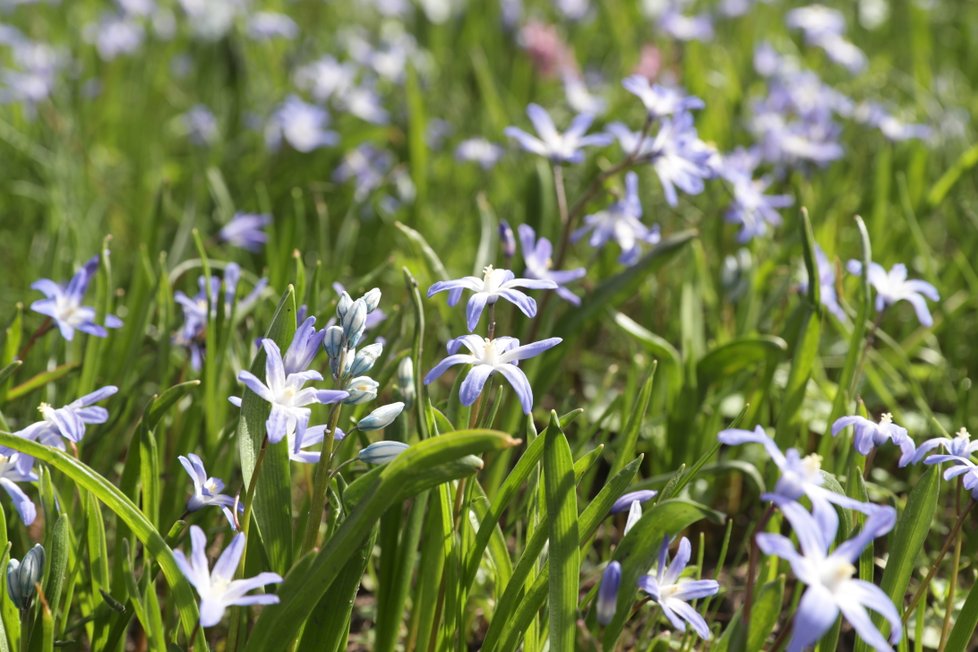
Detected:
left=425, top=264, right=561, bottom=416
left=719, top=425, right=901, bottom=651
left=174, top=264, right=267, bottom=371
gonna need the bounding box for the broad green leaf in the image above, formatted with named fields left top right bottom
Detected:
left=484, top=456, right=642, bottom=651
left=0, top=433, right=205, bottom=648
left=748, top=576, right=785, bottom=650
left=696, top=336, right=787, bottom=388
left=236, top=286, right=297, bottom=575
left=543, top=413, right=579, bottom=652
left=244, top=430, right=519, bottom=649
left=880, top=465, right=940, bottom=636
left=945, top=579, right=978, bottom=651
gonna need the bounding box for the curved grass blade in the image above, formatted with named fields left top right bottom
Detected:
left=543, top=413, right=579, bottom=651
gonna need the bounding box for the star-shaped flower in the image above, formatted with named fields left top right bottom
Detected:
left=30, top=256, right=122, bottom=341
left=427, top=266, right=556, bottom=332
left=424, top=335, right=561, bottom=414
left=174, top=526, right=283, bottom=628
left=504, top=103, right=612, bottom=164
left=637, top=536, right=720, bottom=640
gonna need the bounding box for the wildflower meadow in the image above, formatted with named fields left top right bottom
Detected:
left=0, top=0, right=977, bottom=650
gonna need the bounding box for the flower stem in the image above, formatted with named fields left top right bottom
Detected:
left=903, top=497, right=976, bottom=624
left=17, top=317, right=53, bottom=361
left=939, top=485, right=965, bottom=651
left=227, top=436, right=270, bottom=652
left=301, top=361, right=347, bottom=555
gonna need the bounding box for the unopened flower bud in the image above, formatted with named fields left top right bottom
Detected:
left=336, top=292, right=353, bottom=320
left=324, top=326, right=345, bottom=359
left=357, top=402, right=405, bottom=431
left=350, top=343, right=383, bottom=376
left=358, top=440, right=409, bottom=465
left=7, top=544, right=44, bottom=610
left=499, top=219, right=516, bottom=259
left=596, top=561, right=621, bottom=625
left=397, top=357, right=415, bottom=407
left=361, top=288, right=382, bottom=313
left=344, top=376, right=379, bottom=404
left=342, top=299, right=368, bottom=347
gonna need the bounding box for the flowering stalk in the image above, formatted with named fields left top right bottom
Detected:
left=301, top=348, right=347, bottom=554
left=939, top=485, right=964, bottom=651
left=743, top=503, right=776, bottom=625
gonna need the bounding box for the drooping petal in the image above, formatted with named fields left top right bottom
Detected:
left=787, top=586, right=839, bottom=652
left=424, top=354, right=477, bottom=384
left=211, top=533, right=246, bottom=585
left=665, top=597, right=713, bottom=639
left=495, top=364, right=535, bottom=414
left=0, top=478, right=35, bottom=525
left=459, top=364, right=494, bottom=406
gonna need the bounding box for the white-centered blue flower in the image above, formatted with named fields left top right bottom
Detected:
left=174, top=526, right=283, bottom=628
left=637, top=536, right=720, bottom=640
left=831, top=413, right=916, bottom=466
left=518, top=224, right=586, bottom=305
left=757, top=500, right=899, bottom=652
left=846, top=260, right=940, bottom=327
left=233, top=340, right=348, bottom=444
left=718, top=426, right=874, bottom=528
left=178, top=454, right=240, bottom=529
left=922, top=454, right=978, bottom=499
left=622, top=76, right=704, bottom=120
left=427, top=266, right=557, bottom=332
left=424, top=335, right=561, bottom=414
left=16, top=386, right=119, bottom=448
left=30, top=256, right=123, bottom=341
left=912, top=427, right=978, bottom=464
left=573, top=172, right=660, bottom=265
left=504, top=103, right=612, bottom=164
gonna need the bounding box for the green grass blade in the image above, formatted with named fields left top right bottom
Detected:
left=542, top=412, right=579, bottom=651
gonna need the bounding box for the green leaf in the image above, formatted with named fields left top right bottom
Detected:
left=236, top=286, right=297, bottom=575
left=6, top=363, right=79, bottom=401
left=880, top=465, right=940, bottom=636
left=0, top=433, right=206, bottom=648
left=696, top=336, right=787, bottom=387
left=244, top=430, right=519, bottom=649
left=144, top=381, right=200, bottom=431
left=748, top=576, right=785, bottom=650
left=927, top=141, right=978, bottom=207
left=543, top=413, right=579, bottom=651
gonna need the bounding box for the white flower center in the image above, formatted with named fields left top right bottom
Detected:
left=817, top=557, right=855, bottom=593
left=480, top=338, right=500, bottom=366
left=879, top=412, right=893, bottom=427
left=203, top=478, right=220, bottom=495
left=801, top=453, right=822, bottom=476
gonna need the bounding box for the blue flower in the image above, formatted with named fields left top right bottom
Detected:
left=499, top=220, right=516, bottom=259
left=757, top=500, right=899, bottom=652
left=265, top=96, right=338, bottom=153
left=911, top=427, right=978, bottom=464
left=718, top=426, right=873, bottom=524
left=174, top=526, right=283, bottom=628
left=6, top=544, right=44, bottom=609
left=609, top=489, right=658, bottom=514
left=232, top=340, right=348, bottom=444
left=219, top=214, right=270, bottom=252
left=622, top=76, right=704, bottom=120
left=455, top=138, right=505, bottom=170
left=288, top=423, right=345, bottom=465
left=658, top=11, right=714, bottom=42
left=637, top=536, right=720, bottom=640
left=424, top=335, right=561, bottom=414
left=180, top=105, right=219, bottom=146
left=332, top=145, right=393, bottom=202
left=723, top=174, right=793, bottom=242
left=281, top=316, right=326, bottom=375
left=572, top=172, right=660, bottom=265
left=645, top=112, right=715, bottom=206
left=518, top=224, right=586, bottom=305
left=798, top=246, right=845, bottom=320
left=175, top=264, right=267, bottom=371
left=504, top=103, right=612, bottom=164
left=246, top=12, right=298, bottom=41
left=922, top=455, right=978, bottom=499
left=427, top=266, right=557, bottom=332
left=179, top=453, right=240, bottom=529
left=845, top=261, right=940, bottom=327
left=831, top=413, right=916, bottom=467
left=16, top=386, right=119, bottom=448
left=30, top=255, right=123, bottom=341
left=0, top=453, right=37, bottom=525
